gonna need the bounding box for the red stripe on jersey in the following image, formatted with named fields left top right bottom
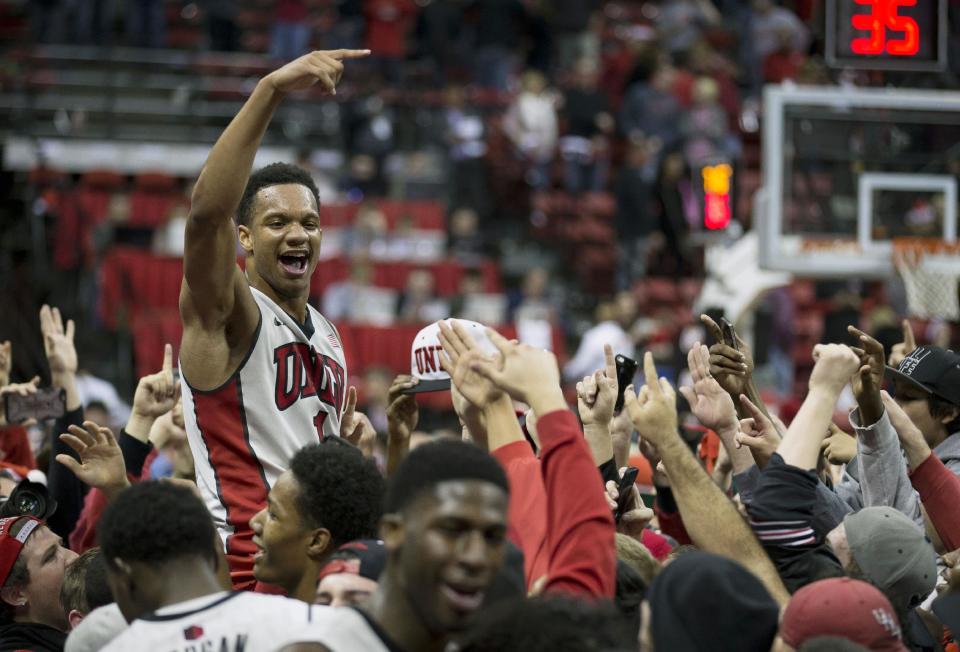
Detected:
left=192, top=377, right=269, bottom=591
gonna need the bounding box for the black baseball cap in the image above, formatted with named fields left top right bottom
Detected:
left=886, top=345, right=960, bottom=407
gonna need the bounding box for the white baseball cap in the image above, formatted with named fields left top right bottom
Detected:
left=406, top=319, right=498, bottom=394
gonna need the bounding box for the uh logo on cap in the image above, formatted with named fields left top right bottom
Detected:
left=899, top=347, right=932, bottom=377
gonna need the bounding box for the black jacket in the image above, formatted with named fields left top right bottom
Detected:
left=0, top=621, right=66, bottom=652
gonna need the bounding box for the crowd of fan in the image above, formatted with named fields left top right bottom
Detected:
left=0, top=298, right=957, bottom=651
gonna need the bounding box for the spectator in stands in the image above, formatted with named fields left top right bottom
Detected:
left=364, top=0, right=418, bottom=83
left=444, top=86, right=491, bottom=219
left=564, top=293, right=637, bottom=381
left=653, top=150, right=692, bottom=275
left=361, top=367, right=394, bottom=434
left=322, top=256, right=376, bottom=322
left=749, top=0, right=809, bottom=90
left=201, top=0, right=240, bottom=51
left=250, top=440, right=384, bottom=601
left=0, top=516, right=79, bottom=650
left=471, top=0, right=527, bottom=91
left=510, top=267, right=556, bottom=325
left=549, top=1, right=598, bottom=73
left=414, top=0, right=464, bottom=86
left=126, top=0, right=166, bottom=48
left=447, top=208, right=488, bottom=265
left=503, top=70, right=559, bottom=189
left=315, top=539, right=385, bottom=607
left=449, top=268, right=487, bottom=320
left=655, top=0, right=722, bottom=56
left=620, top=57, right=683, bottom=151
left=559, top=58, right=614, bottom=195
left=396, top=269, right=449, bottom=324
left=345, top=96, right=396, bottom=197
left=681, top=76, right=739, bottom=170
left=762, top=28, right=807, bottom=83
left=615, top=136, right=660, bottom=288
left=271, top=0, right=312, bottom=62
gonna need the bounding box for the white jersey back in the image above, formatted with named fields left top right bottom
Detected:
left=101, top=591, right=341, bottom=652
left=286, top=606, right=394, bottom=652
left=181, top=287, right=347, bottom=589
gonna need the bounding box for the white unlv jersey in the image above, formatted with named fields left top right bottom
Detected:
left=181, top=287, right=348, bottom=590
left=101, top=591, right=340, bottom=652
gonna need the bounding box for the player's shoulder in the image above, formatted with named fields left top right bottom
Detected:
left=309, top=306, right=343, bottom=343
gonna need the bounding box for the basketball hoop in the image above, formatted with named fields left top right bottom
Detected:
left=893, top=238, right=960, bottom=320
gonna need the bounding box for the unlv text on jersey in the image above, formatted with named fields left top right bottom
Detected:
left=273, top=343, right=346, bottom=413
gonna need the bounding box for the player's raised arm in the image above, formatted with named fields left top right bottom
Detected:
left=181, top=50, right=369, bottom=328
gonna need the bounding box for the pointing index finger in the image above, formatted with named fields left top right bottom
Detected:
left=642, top=352, right=661, bottom=397
left=603, top=344, right=616, bottom=380
left=162, top=343, right=173, bottom=372
left=328, top=49, right=371, bottom=60
left=902, top=319, right=916, bottom=351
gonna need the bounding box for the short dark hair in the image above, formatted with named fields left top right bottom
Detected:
left=84, top=550, right=113, bottom=611
left=458, top=596, right=634, bottom=652
left=236, top=162, right=320, bottom=227
left=289, top=441, right=384, bottom=547
left=98, top=481, right=217, bottom=568
left=385, top=440, right=509, bottom=514
left=929, top=395, right=960, bottom=434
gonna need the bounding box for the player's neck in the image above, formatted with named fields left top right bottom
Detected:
left=150, top=561, right=226, bottom=613
left=248, top=272, right=309, bottom=323
left=290, top=560, right=322, bottom=603
left=368, top=576, right=446, bottom=652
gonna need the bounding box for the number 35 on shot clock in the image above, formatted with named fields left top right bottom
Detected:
left=826, top=0, right=946, bottom=71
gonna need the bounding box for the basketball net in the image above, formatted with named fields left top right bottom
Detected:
left=893, top=238, right=960, bottom=320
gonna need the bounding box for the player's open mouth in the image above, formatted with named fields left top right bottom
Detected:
left=278, top=252, right=309, bottom=277
left=440, top=583, right=484, bottom=612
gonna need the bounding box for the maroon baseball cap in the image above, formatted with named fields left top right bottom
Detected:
left=780, top=577, right=908, bottom=651
left=0, top=516, right=41, bottom=585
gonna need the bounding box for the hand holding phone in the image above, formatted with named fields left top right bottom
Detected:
left=3, top=387, right=66, bottom=424
left=614, top=466, right=640, bottom=523
left=614, top=355, right=639, bottom=414
left=720, top=318, right=740, bottom=352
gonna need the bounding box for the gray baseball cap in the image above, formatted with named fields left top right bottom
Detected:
left=844, top=507, right=937, bottom=611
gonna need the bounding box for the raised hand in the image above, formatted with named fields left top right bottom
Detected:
left=132, top=344, right=180, bottom=419
left=468, top=329, right=565, bottom=415
left=577, top=366, right=617, bottom=428
left=40, top=304, right=77, bottom=377
left=339, top=386, right=363, bottom=444
left=438, top=321, right=504, bottom=408
left=821, top=423, right=856, bottom=465
left=264, top=49, right=370, bottom=95
left=700, top=314, right=751, bottom=397
left=0, top=377, right=40, bottom=426
left=735, top=394, right=782, bottom=469
left=808, top=344, right=860, bottom=394
left=847, top=326, right=885, bottom=423
left=0, top=340, right=10, bottom=387
left=889, top=319, right=917, bottom=368
left=604, top=471, right=654, bottom=539
left=57, top=421, right=129, bottom=495
left=386, top=375, right=419, bottom=441
left=622, top=352, right=678, bottom=449
left=678, top=343, right=738, bottom=434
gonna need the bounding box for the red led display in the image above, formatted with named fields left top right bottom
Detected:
left=826, top=0, right=944, bottom=70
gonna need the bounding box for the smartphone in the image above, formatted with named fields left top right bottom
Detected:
left=3, top=387, right=66, bottom=424
left=614, top=466, right=640, bottom=523
left=614, top=354, right=639, bottom=414
left=720, top=318, right=740, bottom=352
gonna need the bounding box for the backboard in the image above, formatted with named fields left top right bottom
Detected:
left=758, top=84, right=960, bottom=277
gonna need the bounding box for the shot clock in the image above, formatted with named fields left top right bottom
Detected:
left=825, top=0, right=946, bottom=71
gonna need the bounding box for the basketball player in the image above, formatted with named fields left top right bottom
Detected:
left=179, top=49, right=369, bottom=590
